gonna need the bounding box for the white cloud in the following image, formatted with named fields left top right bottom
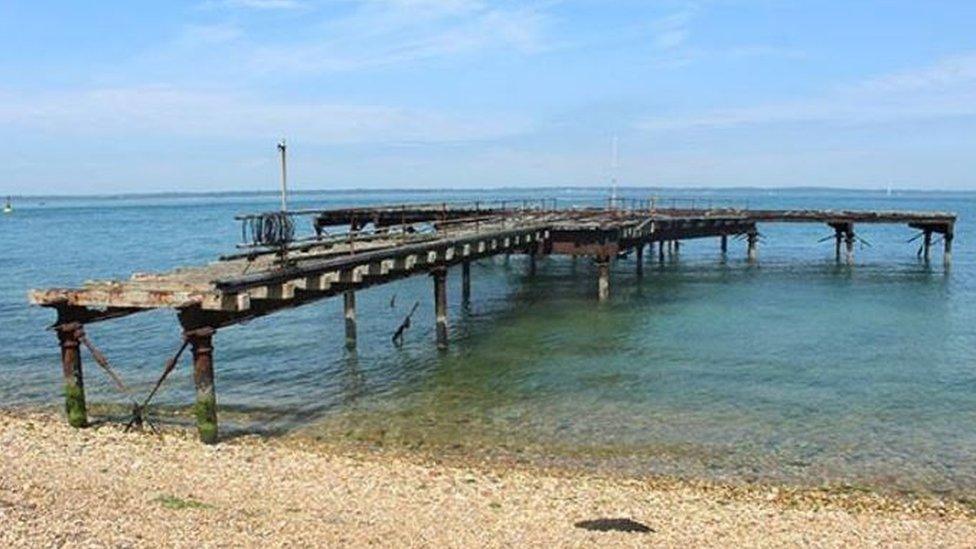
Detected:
left=637, top=52, right=976, bottom=131
left=245, top=1, right=551, bottom=73
left=201, top=0, right=307, bottom=10
left=650, top=8, right=697, bottom=51
left=0, top=86, right=532, bottom=144
left=177, top=23, right=243, bottom=45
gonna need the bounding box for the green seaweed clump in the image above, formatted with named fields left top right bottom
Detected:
left=195, top=395, right=218, bottom=444
left=64, top=383, right=87, bottom=428
left=155, top=495, right=212, bottom=510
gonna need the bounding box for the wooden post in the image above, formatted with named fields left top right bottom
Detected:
left=187, top=328, right=217, bottom=444
left=433, top=267, right=448, bottom=350
left=636, top=244, right=644, bottom=277
left=845, top=229, right=855, bottom=265
left=344, top=291, right=357, bottom=350
left=747, top=231, right=758, bottom=263
left=56, top=322, right=87, bottom=428
left=720, top=235, right=728, bottom=254
left=923, top=230, right=932, bottom=263
left=597, top=258, right=610, bottom=301
left=944, top=231, right=953, bottom=267
left=461, top=261, right=471, bottom=305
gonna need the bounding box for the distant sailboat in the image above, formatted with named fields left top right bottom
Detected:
left=3, top=196, right=11, bottom=214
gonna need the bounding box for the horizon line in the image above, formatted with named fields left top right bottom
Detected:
left=6, top=184, right=976, bottom=200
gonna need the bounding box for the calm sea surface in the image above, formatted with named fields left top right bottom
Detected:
left=2, top=188, right=974, bottom=496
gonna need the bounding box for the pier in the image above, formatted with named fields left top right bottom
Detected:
left=29, top=201, right=956, bottom=442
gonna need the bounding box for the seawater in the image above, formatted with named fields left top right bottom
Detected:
left=2, top=188, right=974, bottom=496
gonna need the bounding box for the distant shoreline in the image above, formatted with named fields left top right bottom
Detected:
left=6, top=185, right=976, bottom=201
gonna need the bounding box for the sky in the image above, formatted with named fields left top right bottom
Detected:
left=2, top=0, right=976, bottom=194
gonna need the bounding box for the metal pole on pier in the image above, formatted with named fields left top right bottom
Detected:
left=278, top=139, right=288, bottom=212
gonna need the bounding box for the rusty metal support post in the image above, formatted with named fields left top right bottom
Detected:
left=834, top=229, right=843, bottom=263
left=923, top=230, right=932, bottom=263
left=433, top=267, right=448, bottom=350
left=845, top=229, right=855, bottom=265
left=461, top=261, right=471, bottom=305
left=944, top=231, right=953, bottom=267
left=720, top=235, right=728, bottom=254
left=344, top=291, right=357, bottom=350
left=636, top=244, right=644, bottom=277
left=596, top=258, right=610, bottom=301
left=747, top=231, right=758, bottom=263
left=187, top=328, right=217, bottom=444
left=56, top=322, right=87, bottom=428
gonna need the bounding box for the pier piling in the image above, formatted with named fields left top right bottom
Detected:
left=720, top=235, right=728, bottom=254
left=923, top=230, right=932, bottom=263
left=658, top=241, right=665, bottom=262
left=57, top=322, right=87, bottom=428
left=461, top=261, right=471, bottom=305
left=636, top=244, right=644, bottom=277
left=845, top=230, right=856, bottom=265
left=187, top=327, right=217, bottom=444
left=597, top=258, right=611, bottom=301
left=944, top=232, right=953, bottom=267
left=833, top=228, right=843, bottom=262
left=344, top=291, right=357, bottom=350
left=747, top=231, right=759, bottom=263
left=433, top=267, right=448, bottom=350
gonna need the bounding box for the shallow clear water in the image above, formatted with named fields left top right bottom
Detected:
left=2, top=188, right=974, bottom=496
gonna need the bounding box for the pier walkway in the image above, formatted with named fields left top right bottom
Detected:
left=28, top=202, right=956, bottom=442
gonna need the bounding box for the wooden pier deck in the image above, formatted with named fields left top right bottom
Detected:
left=28, top=203, right=956, bottom=442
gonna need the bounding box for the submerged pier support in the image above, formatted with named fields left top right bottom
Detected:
left=433, top=267, right=448, bottom=350
left=187, top=327, right=217, bottom=444
left=923, top=230, right=932, bottom=263
left=596, top=257, right=610, bottom=301
left=845, top=229, right=856, bottom=265
left=658, top=241, right=665, bottom=262
left=461, top=261, right=471, bottom=305
left=720, top=235, right=728, bottom=254
left=57, top=322, right=87, bottom=428
left=343, top=291, right=357, bottom=350
left=944, top=232, right=953, bottom=267
left=834, top=229, right=843, bottom=262
left=635, top=244, right=644, bottom=277
left=747, top=231, right=758, bottom=263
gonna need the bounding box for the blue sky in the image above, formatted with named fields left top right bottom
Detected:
left=2, top=0, right=976, bottom=194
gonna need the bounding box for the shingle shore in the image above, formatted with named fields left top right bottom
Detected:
left=2, top=411, right=974, bottom=547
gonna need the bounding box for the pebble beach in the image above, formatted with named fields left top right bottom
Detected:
left=2, top=410, right=975, bottom=547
